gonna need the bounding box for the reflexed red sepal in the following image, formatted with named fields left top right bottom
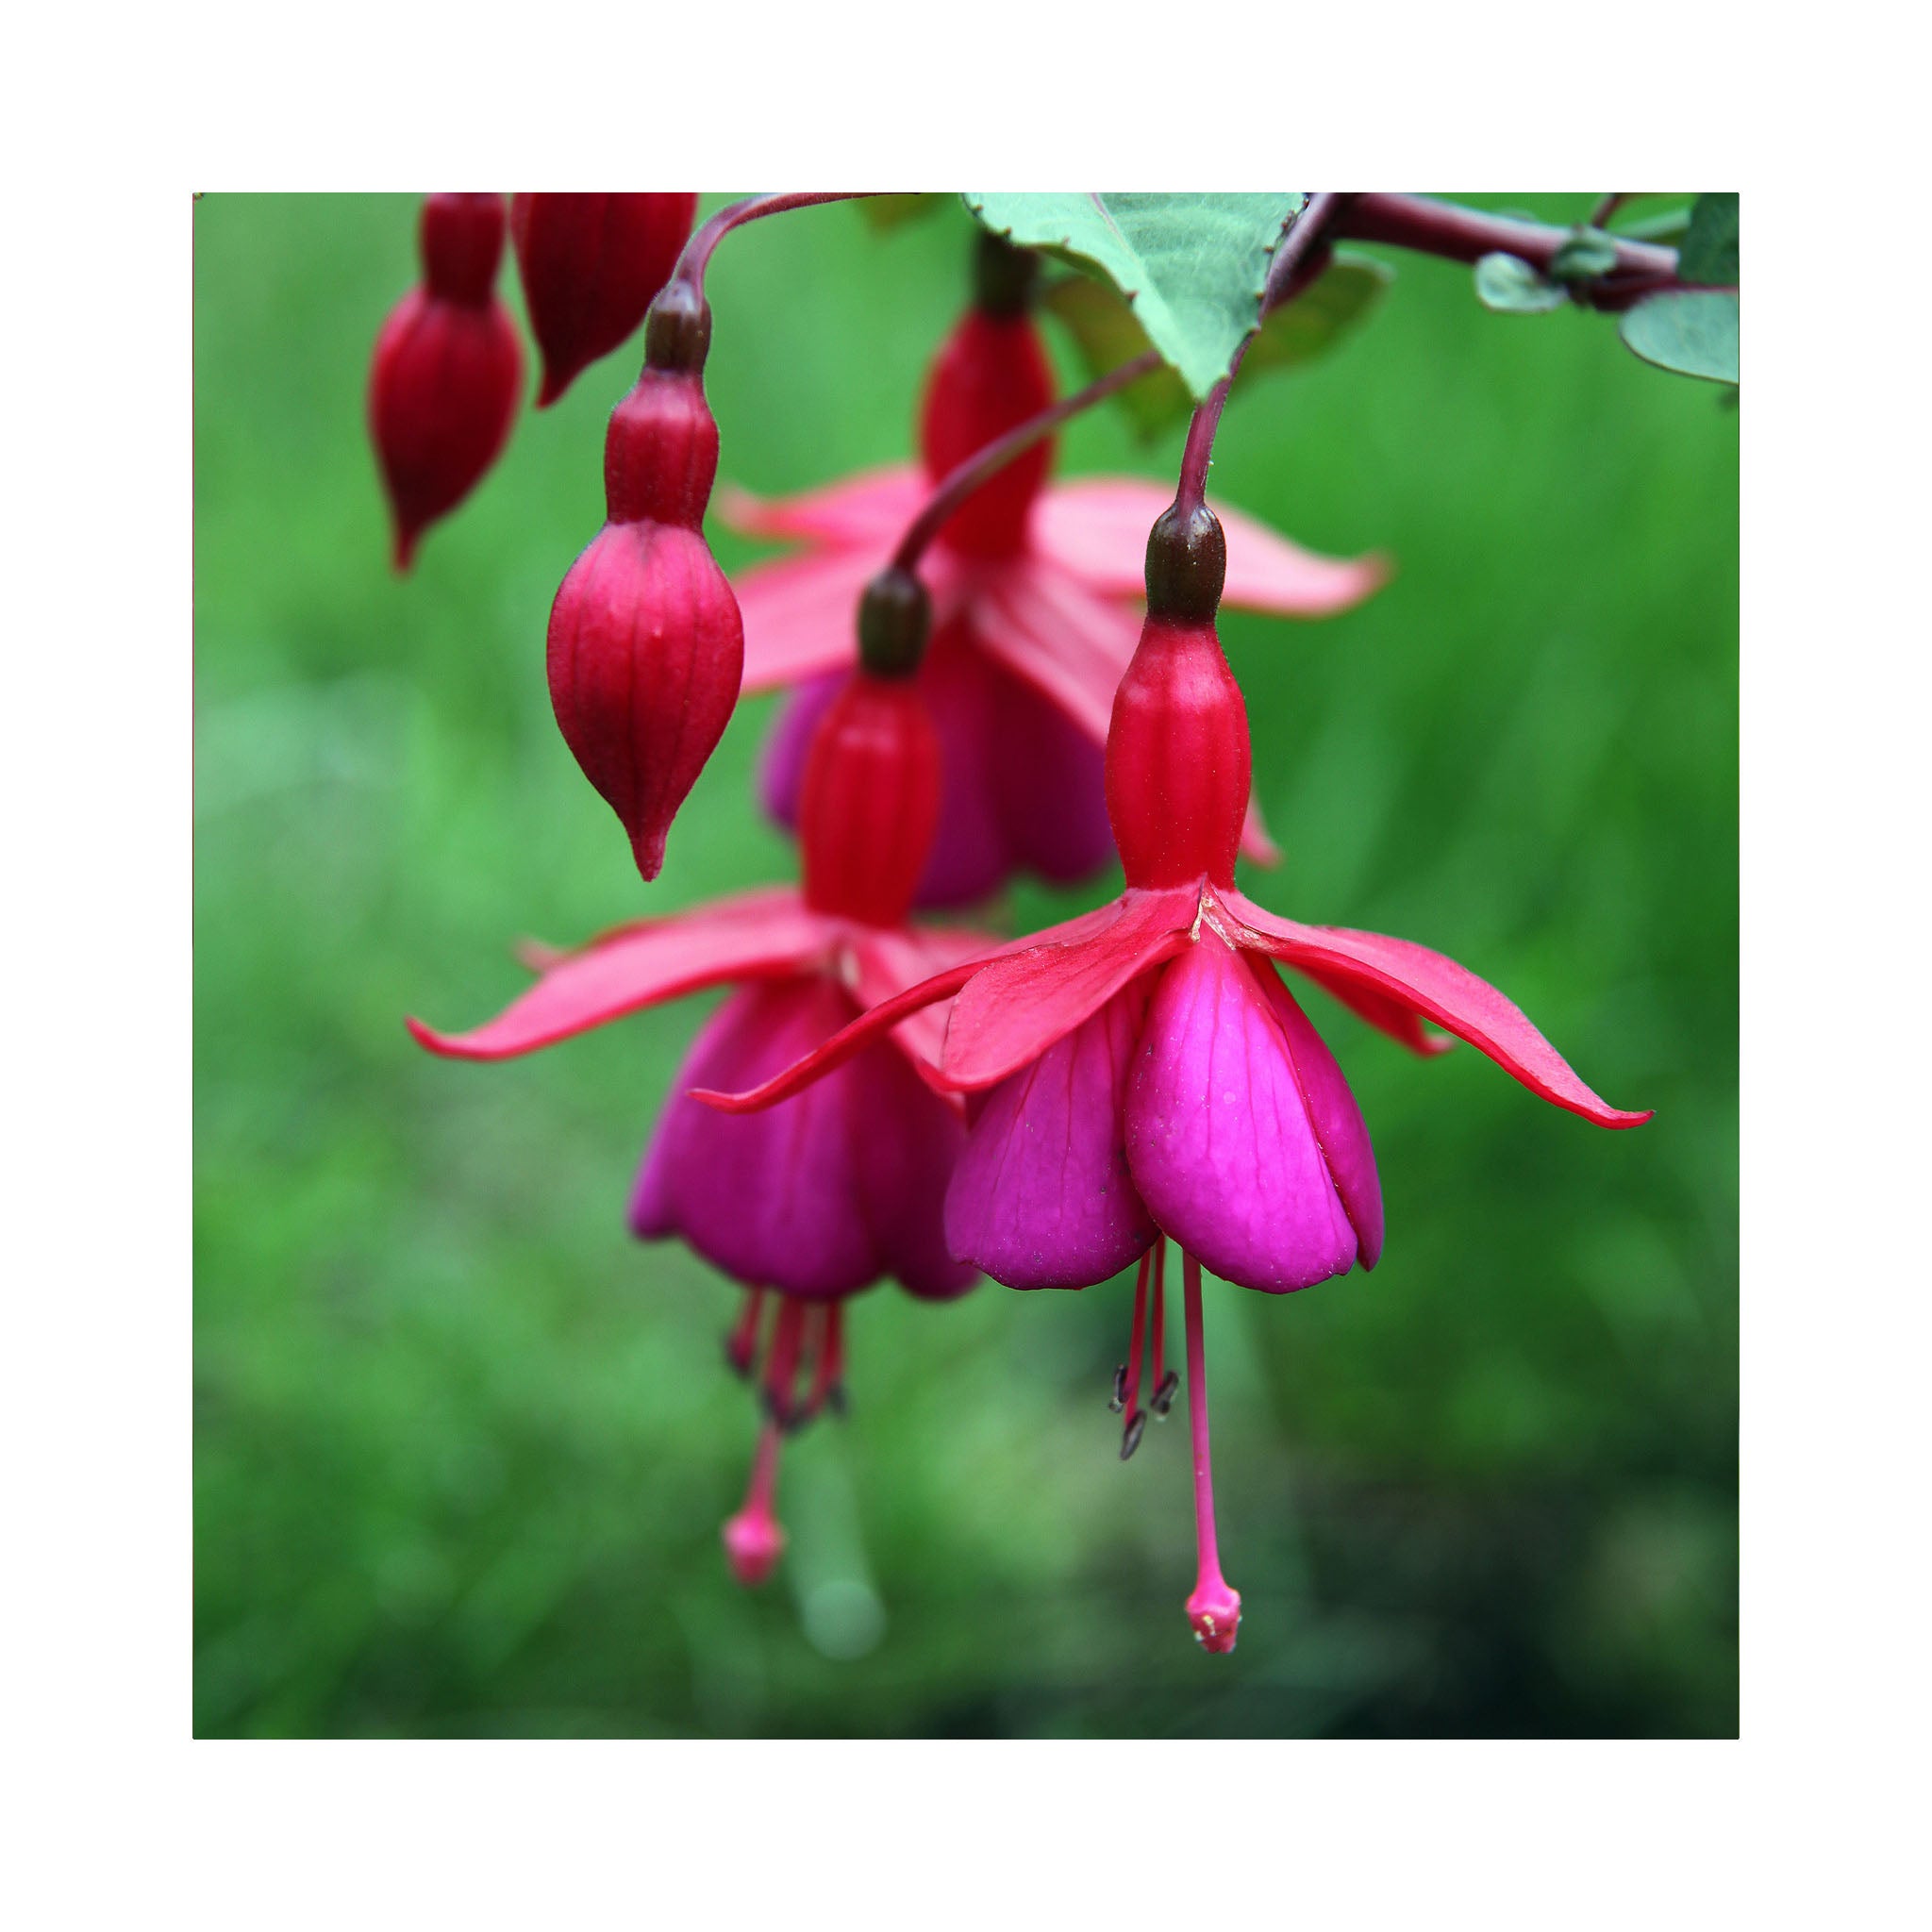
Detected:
left=408, top=890, right=837, bottom=1060
left=1224, top=889, right=1651, bottom=1127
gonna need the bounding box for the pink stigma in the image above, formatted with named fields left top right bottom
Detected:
left=723, top=1420, right=787, bottom=1588
left=1181, top=1250, right=1241, bottom=1655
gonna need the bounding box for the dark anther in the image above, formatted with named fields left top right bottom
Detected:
left=1119, top=1411, right=1147, bottom=1460
left=826, top=1383, right=849, bottom=1420
left=1108, top=1364, right=1128, bottom=1413
left=724, top=1336, right=756, bottom=1380
left=1152, top=1370, right=1180, bottom=1417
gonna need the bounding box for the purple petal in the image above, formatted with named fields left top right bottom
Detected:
left=843, top=1039, right=975, bottom=1300
left=1253, top=961, right=1385, bottom=1268
left=943, top=980, right=1158, bottom=1290
left=984, top=658, right=1115, bottom=883
left=1124, top=935, right=1359, bottom=1293
left=913, top=628, right=1009, bottom=907
left=633, top=974, right=958, bottom=1299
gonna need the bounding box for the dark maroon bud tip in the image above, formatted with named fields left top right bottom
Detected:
left=1119, top=1412, right=1147, bottom=1460
left=1108, top=1365, right=1128, bottom=1414
left=1145, top=501, right=1227, bottom=622
left=1152, top=1370, right=1180, bottom=1417
left=857, top=567, right=931, bottom=678
left=643, top=280, right=713, bottom=375
left=973, top=227, right=1040, bottom=318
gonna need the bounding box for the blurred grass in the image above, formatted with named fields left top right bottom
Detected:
left=193, top=193, right=1737, bottom=1738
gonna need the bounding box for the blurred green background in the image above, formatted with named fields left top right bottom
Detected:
left=193, top=193, right=1738, bottom=1738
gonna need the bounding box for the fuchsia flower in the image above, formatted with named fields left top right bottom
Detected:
left=725, top=238, right=1389, bottom=907
left=410, top=625, right=991, bottom=1587
left=697, top=503, right=1651, bottom=1653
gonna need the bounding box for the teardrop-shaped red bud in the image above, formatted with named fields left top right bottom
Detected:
left=369, top=195, right=522, bottom=570
left=799, top=675, right=941, bottom=927
left=546, top=361, right=741, bottom=880
left=511, top=192, right=699, bottom=407
left=1105, top=615, right=1251, bottom=891
left=547, top=521, right=743, bottom=880
left=918, top=308, right=1055, bottom=558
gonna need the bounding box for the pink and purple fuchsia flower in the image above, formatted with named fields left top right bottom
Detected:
left=698, top=502, right=1650, bottom=1653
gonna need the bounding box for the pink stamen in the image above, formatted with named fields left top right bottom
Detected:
left=1116, top=1249, right=1152, bottom=1457
left=722, top=1420, right=787, bottom=1588
left=724, top=1286, right=767, bottom=1379
left=763, top=1297, right=808, bottom=1429
left=1181, top=1251, right=1241, bottom=1654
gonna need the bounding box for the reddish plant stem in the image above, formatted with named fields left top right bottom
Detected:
left=890, top=347, right=1165, bottom=573
left=1332, top=192, right=1682, bottom=306
left=671, top=192, right=878, bottom=297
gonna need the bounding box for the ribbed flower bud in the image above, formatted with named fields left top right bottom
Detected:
left=546, top=291, right=742, bottom=882
left=799, top=627, right=941, bottom=929
left=1105, top=502, right=1250, bottom=890
left=510, top=192, right=699, bottom=406
left=917, top=248, right=1054, bottom=558
left=369, top=193, right=523, bottom=571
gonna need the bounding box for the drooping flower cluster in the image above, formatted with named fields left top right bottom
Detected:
left=403, top=195, right=1650, bottom=1654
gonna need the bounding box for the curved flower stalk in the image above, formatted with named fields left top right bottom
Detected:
left=410, top=621, right=991, bottom=1587
left=725, top=233, right=1389, bottom=908
left=695, top=502, right=1650, bottom=1650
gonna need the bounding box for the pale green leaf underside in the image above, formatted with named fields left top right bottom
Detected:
left=1619, top=291, right=1740, bottom=385
left=962, top=192, right=1307, bottom=398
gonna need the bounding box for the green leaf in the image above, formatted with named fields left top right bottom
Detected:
left=962, top=192, right=1306, bottom=398
left=1678, top=193, right=1739, bottom=285
left=858, top=194, right=945, bottom=233
left=1619, top=291, right=1740, bottom=384
left=1474, top=252, right=1566, bottom=314
left=1242, top=252, right=1393, bottom=369
left=1044, top=250, right=1392, bottom=441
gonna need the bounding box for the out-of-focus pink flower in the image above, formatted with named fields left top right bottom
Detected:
left=723, top=303, right=1389, bottom=908
left=409, top=670, right=990, bottom=1588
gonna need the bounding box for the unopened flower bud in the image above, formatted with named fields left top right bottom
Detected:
left=798, top=668, right=941, bottom=928
left=511, top=192, right=698, bottom=406
left=1105, top=508, right=1251, bottom=891
left=369, top=193, right=523, bottom=571
left=546, top=295, right=742, bottom=881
